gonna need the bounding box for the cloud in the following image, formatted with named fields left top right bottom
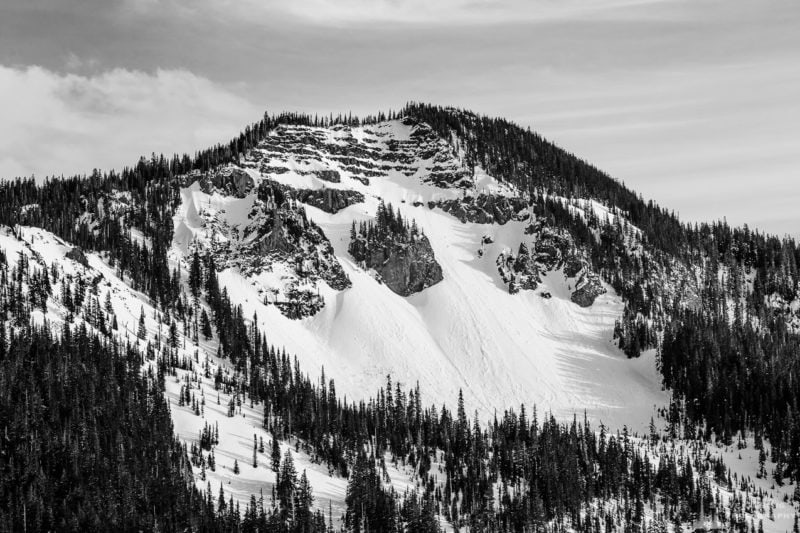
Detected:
left=262, top=0, right=666, bottom=25
left=0, top=64, right=261, bottom=179
left=124, top=0, right=673, bottom=28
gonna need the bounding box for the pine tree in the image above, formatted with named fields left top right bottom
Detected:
left=169, top=320, right=179, bottom=349
left=189, top=249, right=203, bottom=299
left=218, top=483, right=226, bottom=513
left=0, top=323, right=5, bottom=362
left=271, top=435, right=281, bottom=473
left=294, top=470, right=314, bottom=531
left=137, top=306, right=147, bottom=340
left=104, top=290, right=113, bottom=314
left=201, top=309, right=213, bottom=340
left=277, top=450, right=297, bottom=523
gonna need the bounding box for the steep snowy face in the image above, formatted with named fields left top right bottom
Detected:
left=172, top=118, right=477, bottom=319
left=169, top=117, right=667, bottom=431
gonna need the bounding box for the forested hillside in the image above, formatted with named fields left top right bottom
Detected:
left=0, top=104, right=798, bottom=532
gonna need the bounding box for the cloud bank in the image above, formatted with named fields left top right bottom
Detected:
left=222, top=0, right=668, bottom=25
left=0, top=65, right=261, bottom=179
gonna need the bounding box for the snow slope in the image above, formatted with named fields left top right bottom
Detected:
left=170, top=120, right=668, bottom=432
left=3, top=205, right=792, bottom=533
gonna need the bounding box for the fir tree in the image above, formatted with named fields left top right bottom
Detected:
left=201, top=308, right=213, bottom=340
left=189, top=248, right=203, bottom=299
left=137, top=305, right=147, bottom=340
left=271, top=435, right=281, bottom=473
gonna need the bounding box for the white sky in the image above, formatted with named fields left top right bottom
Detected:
left=0, top=0, right=798, bottom=236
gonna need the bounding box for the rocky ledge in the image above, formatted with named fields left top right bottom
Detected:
left=435, top=194, right=530, bottom=225
left=259, top=179, right=363, bottom=214
left=495, top=222, right=606, bottom=306
left=361, top=236, right=443, bottom=296
left=197, top=166, right=255, bottom=198
left=194, top=180, right=351, bottom=320
left=570, top=272, right=606, bottom=307
left=349, top=202, right=443, bottom=296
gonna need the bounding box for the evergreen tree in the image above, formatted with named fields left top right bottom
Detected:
left=295, top=470, right=314, bottom=531
left=104, top=290, right=113, bottom=314
left=271, top=434, right=281, bottom=473
left=137, top=305, right=147, bottom=340
left=189, top=248, right=203, bottom=299
left=201, top=308, right=213, bottom=340
left=277, top=450, right=297, bottom=523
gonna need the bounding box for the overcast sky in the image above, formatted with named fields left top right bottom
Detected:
left=1, top=0, right=798, bottom=236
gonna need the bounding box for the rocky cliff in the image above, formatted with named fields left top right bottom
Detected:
left=349, top=202, right=444, bottom=296
left=258, top=179, right=364, bottom=214
left=198, top=166, right=255, bottom=197
left=186, top=178, right=351, bottom=319
left=361, top=235, right=443, bottom=296
left=436, top=194, right=530, bottom=225
left=495, top=219, right=606, bottom=306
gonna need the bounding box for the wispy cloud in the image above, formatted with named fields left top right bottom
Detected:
left=118, top=0, right=675, bottom=27
left=0, top=65, right=261, bottom=179
left=263, top=0, right=668, bottom=25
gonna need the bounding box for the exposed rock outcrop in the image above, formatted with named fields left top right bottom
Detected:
left=571, top=272, right=606, bottom=307
left=531, top=227, right=571, bottom=271
left=296, top=188, right=363, bottom=214
left=247, top=204, right=350, bottom=292
left=349, top=202, right=443, bottom=296
left=314, top=170, right=341, bottom=183
left=436, top=194, right=530, bottom=225
left=199, top=166, right=255, bottom=197
left=362, top=236, right=443, bottom=296
left=495, top=221, right=606, bottom=306
left=195, top=181, right=351, bottom=319
left=258, top=179, right=363, bottom=214
left=244, top=118, right=471, bottom=192
left=496, top=243, right=540, bottom=294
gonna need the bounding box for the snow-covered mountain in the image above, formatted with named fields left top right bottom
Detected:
left=169, top=116, right=664, bottom=432
left=2, top=105, right=798, bottom=532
